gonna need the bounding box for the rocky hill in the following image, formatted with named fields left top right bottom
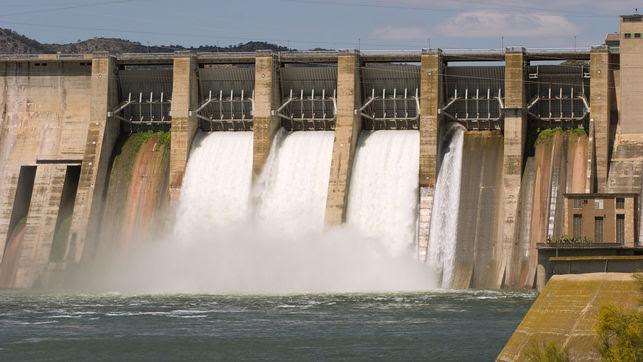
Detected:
left=0, top=27, right=291, bottom=54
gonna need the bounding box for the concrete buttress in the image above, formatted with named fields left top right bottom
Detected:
left=169, top=55, right=198, bottom=204
left=502, top=50, right=527, bottom=288
left=252, top=51, right=281, bottom=179
left=590, top=49, right=611, bottom=193
left=417, top=50, right=443, bottom=261
left=63, top=55, right=117, bottom=265
left=324, top=51, right=361, bottom=226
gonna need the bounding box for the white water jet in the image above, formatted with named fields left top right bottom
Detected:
left=254, top=129, right=334, bottom=236
left=174, top=131, right=254, bottom=239
left=347, top=130, right=420, bottom=256
left=427, top=123, right=465, bottom=288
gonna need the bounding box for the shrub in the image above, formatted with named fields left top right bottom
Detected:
left=596, top=304, right=643, bottom=362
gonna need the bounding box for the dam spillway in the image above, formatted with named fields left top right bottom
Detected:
left=255, top=130, right=334, bottom=236
left=427, top=123, right=465, bottom=288
left=347, top=130, right=420, bottom=255
left=0, top=47, right=639, bottom=291
left=174, top=131, right=254, bottom=237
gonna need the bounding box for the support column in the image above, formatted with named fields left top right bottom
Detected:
left=252, top=51, right=281, bottom=179
left=324, top=51, right=361, bottom=226
left=169, top=54, right=198, bottom=204
left=590, top=48, right=610, bottom=193
left=66, top=54, right=118, bottom=263
left=502, top=49, right=527, bottom=286
left=417, top=50, right=443, bottom=261
left=13, top=165, right=67, bottom=288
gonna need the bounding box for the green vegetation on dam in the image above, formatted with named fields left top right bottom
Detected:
left=98, top=132, right=170, bottom=254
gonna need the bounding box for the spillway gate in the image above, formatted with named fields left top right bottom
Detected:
left=109, top=65, right=173, bottom=132
left=193, top=65, right=255, bottom=131
left=360, top=63, right=420, bottom=130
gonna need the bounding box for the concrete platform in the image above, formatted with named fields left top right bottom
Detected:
left=498, top=273, right=641, bottom=361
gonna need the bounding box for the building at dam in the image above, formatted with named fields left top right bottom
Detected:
left=0, top=15, right=642, bottom=289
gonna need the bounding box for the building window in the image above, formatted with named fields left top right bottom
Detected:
left=636, top=33, right=642, bottom=38
left=617, top=214, right=625, bottom=244
left=573, top=199, right=583, bottom=209
left=573, top=215, right=583, bottom=239
left=625, top=33, right=632, bottom=38
left=624, top=16, right=643, bottom=22
left=594, top=199, right=604, bottom=210
left=616, top=197, right=625, bottom=209
left=595, top=216, right=604, bottom=243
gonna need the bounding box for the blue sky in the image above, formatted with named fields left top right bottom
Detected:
left=0, top=0, right=638, bottom=50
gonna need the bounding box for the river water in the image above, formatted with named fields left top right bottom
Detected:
left=0, top=290, right=533, bottom=361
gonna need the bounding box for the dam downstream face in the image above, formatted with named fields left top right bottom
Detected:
left=347, top=130, right=420, bottom=256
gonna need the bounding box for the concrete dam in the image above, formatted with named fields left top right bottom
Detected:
left=0, top=44, right=639, bottom=292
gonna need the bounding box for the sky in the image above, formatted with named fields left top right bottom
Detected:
left=0, top=0, right=638, bottom=51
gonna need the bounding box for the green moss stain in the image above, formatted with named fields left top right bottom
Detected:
left=534, top=127, right=587, bottom=146
left=101, top=131, right=170, bottom=247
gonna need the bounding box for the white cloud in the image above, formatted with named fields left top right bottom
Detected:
left=433, top=10, right=578, bottom=38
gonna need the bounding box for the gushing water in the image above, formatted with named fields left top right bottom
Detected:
left=254, top=129, right=334, bottom=236
left=174, top=131, right=253, bottom=238
left=347, top=130, right=420, bottom=256
left=81, top=129, right=436, bottom=294
left=427, top=123, right=465, bottom=288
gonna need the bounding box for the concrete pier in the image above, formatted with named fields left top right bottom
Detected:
left=66, top=55, right=118, bottom=263
left=325, top=51, right=361, bottom=226
left=590, top=48, right=611, bottom=193
left=501, top=50, right=527, bottom=287
left=252, top=51, right=281, bottom=179
left=169, top=55, right=198, bottom=204
left=417, top=50, right=443, bottom=260
left=13, top=165, right=67, bottom=288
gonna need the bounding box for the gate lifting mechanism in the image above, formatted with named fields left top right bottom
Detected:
left=108, top=91, right=171, bottom=132
left=359, top=88, right=420, bottom=130
left=440, top=88, right=504, bottom=131
left=526, top=87, right=590, bottom=127
left=190, top=89, right=254, bottom=132
left=277, top=89, right=337, bottom=131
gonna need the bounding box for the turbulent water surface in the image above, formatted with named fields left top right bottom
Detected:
left=0, top=291, right=533, bottom=360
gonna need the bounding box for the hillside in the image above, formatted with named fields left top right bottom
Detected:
left=0, top=27, right=292, bottom=54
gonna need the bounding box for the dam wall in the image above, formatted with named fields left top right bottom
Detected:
left=0, top=44, right=640, bottom=289
left=0, top=58, right=92, bottom=287
left=453, top=132, right=504, bottom=288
